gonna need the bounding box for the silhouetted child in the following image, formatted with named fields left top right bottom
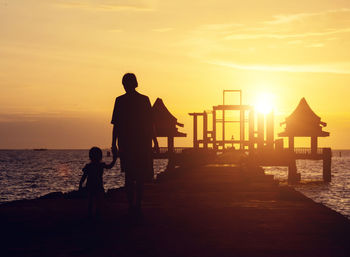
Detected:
left=79, top=147, right=117, bottom=218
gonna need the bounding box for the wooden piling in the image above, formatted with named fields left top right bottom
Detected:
left=288, top=159, right=300, bottom=184
left=322, top=147, right=332, bottom=182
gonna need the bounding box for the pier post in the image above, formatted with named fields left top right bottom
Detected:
left=167, top=136, right=175, bottom=170
left=311, top=136, right=318, bottom=156
left=322, top=148, right=332, bottom=182
left=213, top=108, right=217, bottom=150
left=257, top=113, right=264, bottom=150
left=288, top=159, right=300, bottom=184
left=193, top=114, right=198, bottom=149
left=203, top=111, right=208, bottom=149
left=248, top=110, right=255, bottom=152
left=288, top=136, right=294, bottom=151
left=240, top=109, right=245, bottom=150
left=266, top=112, right=274, bottom=150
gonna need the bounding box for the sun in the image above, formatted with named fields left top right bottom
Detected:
left=254, top=92, right=275, bottom=114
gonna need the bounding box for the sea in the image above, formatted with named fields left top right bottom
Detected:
left=0, top=149, right=349, bottom=219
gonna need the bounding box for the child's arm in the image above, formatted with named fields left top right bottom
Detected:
left=79, top=167, right=88, bottom=190
left=104, top=148, right=117, bottom=169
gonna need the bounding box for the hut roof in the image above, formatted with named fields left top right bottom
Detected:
left=278, top=98, right=329, bottom=137
left=152, top=98, right=186, bottom=137
left=285, top=98, right=321, bottom=124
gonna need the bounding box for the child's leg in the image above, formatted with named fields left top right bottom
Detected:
left=96, top=190, right=104, bottom=217
left=88, top=193, right=93, bottom=218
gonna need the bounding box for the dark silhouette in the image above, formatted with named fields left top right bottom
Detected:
left=79, top=147, right=117, bottom=218
left=111, top=73, right=159, bottom=214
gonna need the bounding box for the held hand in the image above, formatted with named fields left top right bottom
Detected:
left=111, top=146, right=118, bottom=159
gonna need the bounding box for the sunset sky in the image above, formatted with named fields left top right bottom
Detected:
left=1, top=0, right=350, bottom=149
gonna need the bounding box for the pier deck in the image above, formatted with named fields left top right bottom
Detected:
left=1, top=166, right=349, bottom=257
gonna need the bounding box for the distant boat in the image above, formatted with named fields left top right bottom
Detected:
left=33, top=148, right=48, bottom=151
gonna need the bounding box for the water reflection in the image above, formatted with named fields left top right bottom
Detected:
left=264, top=150, right=350, bottom=219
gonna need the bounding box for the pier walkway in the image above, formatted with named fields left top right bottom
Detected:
left=1, top=166, right=350, bottom=257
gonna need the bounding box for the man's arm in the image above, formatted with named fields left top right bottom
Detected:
left=112, top=124, right=118, bottom=151
left=105, top=149, right=117, bottom=169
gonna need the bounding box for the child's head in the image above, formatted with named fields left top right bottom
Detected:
left=89, top=147, right=103, bottom=162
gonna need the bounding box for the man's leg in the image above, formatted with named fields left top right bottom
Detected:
left=135, top=179, right=144, bottom=211
left=125, top=173, right=135, bottom=210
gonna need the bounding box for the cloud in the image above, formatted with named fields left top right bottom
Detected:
left=182, top=7, right=350, bottom=66
left=306, top=43, right=324, bottom=48
left=208, top=60, right=350, bottom=75
left=224, top=28, right=350, bottom=40
left=54, top=0, right=156, bottom=11
left=265, top=8, right=350, bottom=25
left=152, top=28, right=174, bottom=32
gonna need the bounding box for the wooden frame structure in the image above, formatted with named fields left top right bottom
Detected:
left=188, top=91, right=332, bottom=183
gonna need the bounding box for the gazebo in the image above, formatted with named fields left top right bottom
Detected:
left=278, top=98, right=329, bottom=155
left=152, top=98, right=186, bottom=153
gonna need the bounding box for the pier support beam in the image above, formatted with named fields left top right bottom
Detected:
left=249, top=110, right=255, bottom=152
left=266, top=112, right=274, bottom=150
left=203, top=111, right=208, bottom=149
left=288, top=159, right=300, bottom=184
left=257, top=113, right=264, bottom=151
left=322, top=148, right=332, bottom=182
left=193, top=115, right=198, bottom=149
left=213, top=109, right=217, bottom=150
left=288, top=136, right=294, bottom=151
left=311, top=136, right=318, bottom=155
left=240, top=110, right=245, bottom=150
left=167, top=136, right=175, bottom=170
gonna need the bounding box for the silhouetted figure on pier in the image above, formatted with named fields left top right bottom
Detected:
left=111, top=73, right=159, bottom=215
left=79, top=147, right=117, bottom=218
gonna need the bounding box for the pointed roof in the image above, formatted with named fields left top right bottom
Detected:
left=285, top=98, right=323, bottom=125
left=278, top=98, right=329, bottom=137
left=152, top=98, right=186, bottom=137
left=152, top=98, right=177, bottom=125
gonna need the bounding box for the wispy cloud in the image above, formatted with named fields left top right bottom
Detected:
left=182, top=7, right=350, bottom=70
left=224, top=28, right=350, bottom=40
left=265, top=8, right=350, bottom=25
left=54, top=0, right=156, bottom=12
left=152, top=27, right=174, bottom=32
left=208, top=60, right=350, bottom=75
left=306, top=43, right=324, bottom=48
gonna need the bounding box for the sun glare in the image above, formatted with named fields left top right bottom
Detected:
left=254, top=92, right=275, bottom=114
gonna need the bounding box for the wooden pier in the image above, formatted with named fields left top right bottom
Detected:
left=186, top=91, right=332, bottom=183
left=1, top=164, right=349, bottom=257
left=150, top=91, right=331, bottom=182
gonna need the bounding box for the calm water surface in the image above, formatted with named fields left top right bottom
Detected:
left=0, top=150, right=167, bottom=203
left=0, top=150, right=349, bottom=219
left=264, top=150, right=350, bottom=219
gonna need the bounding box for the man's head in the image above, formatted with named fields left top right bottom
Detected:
left=122, top=73, right=138, bottom=92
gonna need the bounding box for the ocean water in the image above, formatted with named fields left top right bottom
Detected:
left=264, top=150, right=350, bottom=219
left=0, top=150, right=349, bottom=219
left=0, top=150, right=168, bottom=203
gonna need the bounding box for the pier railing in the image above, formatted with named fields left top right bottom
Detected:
left=158, top=147, right=188, bottom=154
left=294, top=147, right=324, bottom=159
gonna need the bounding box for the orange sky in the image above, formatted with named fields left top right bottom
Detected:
left=1, top=0, right=350, bottom=149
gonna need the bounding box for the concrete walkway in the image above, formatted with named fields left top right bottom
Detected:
left=1, top=166, right=350, bottom=257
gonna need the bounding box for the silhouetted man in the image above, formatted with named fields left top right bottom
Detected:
left=111, top=73, right=159, bottom=214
